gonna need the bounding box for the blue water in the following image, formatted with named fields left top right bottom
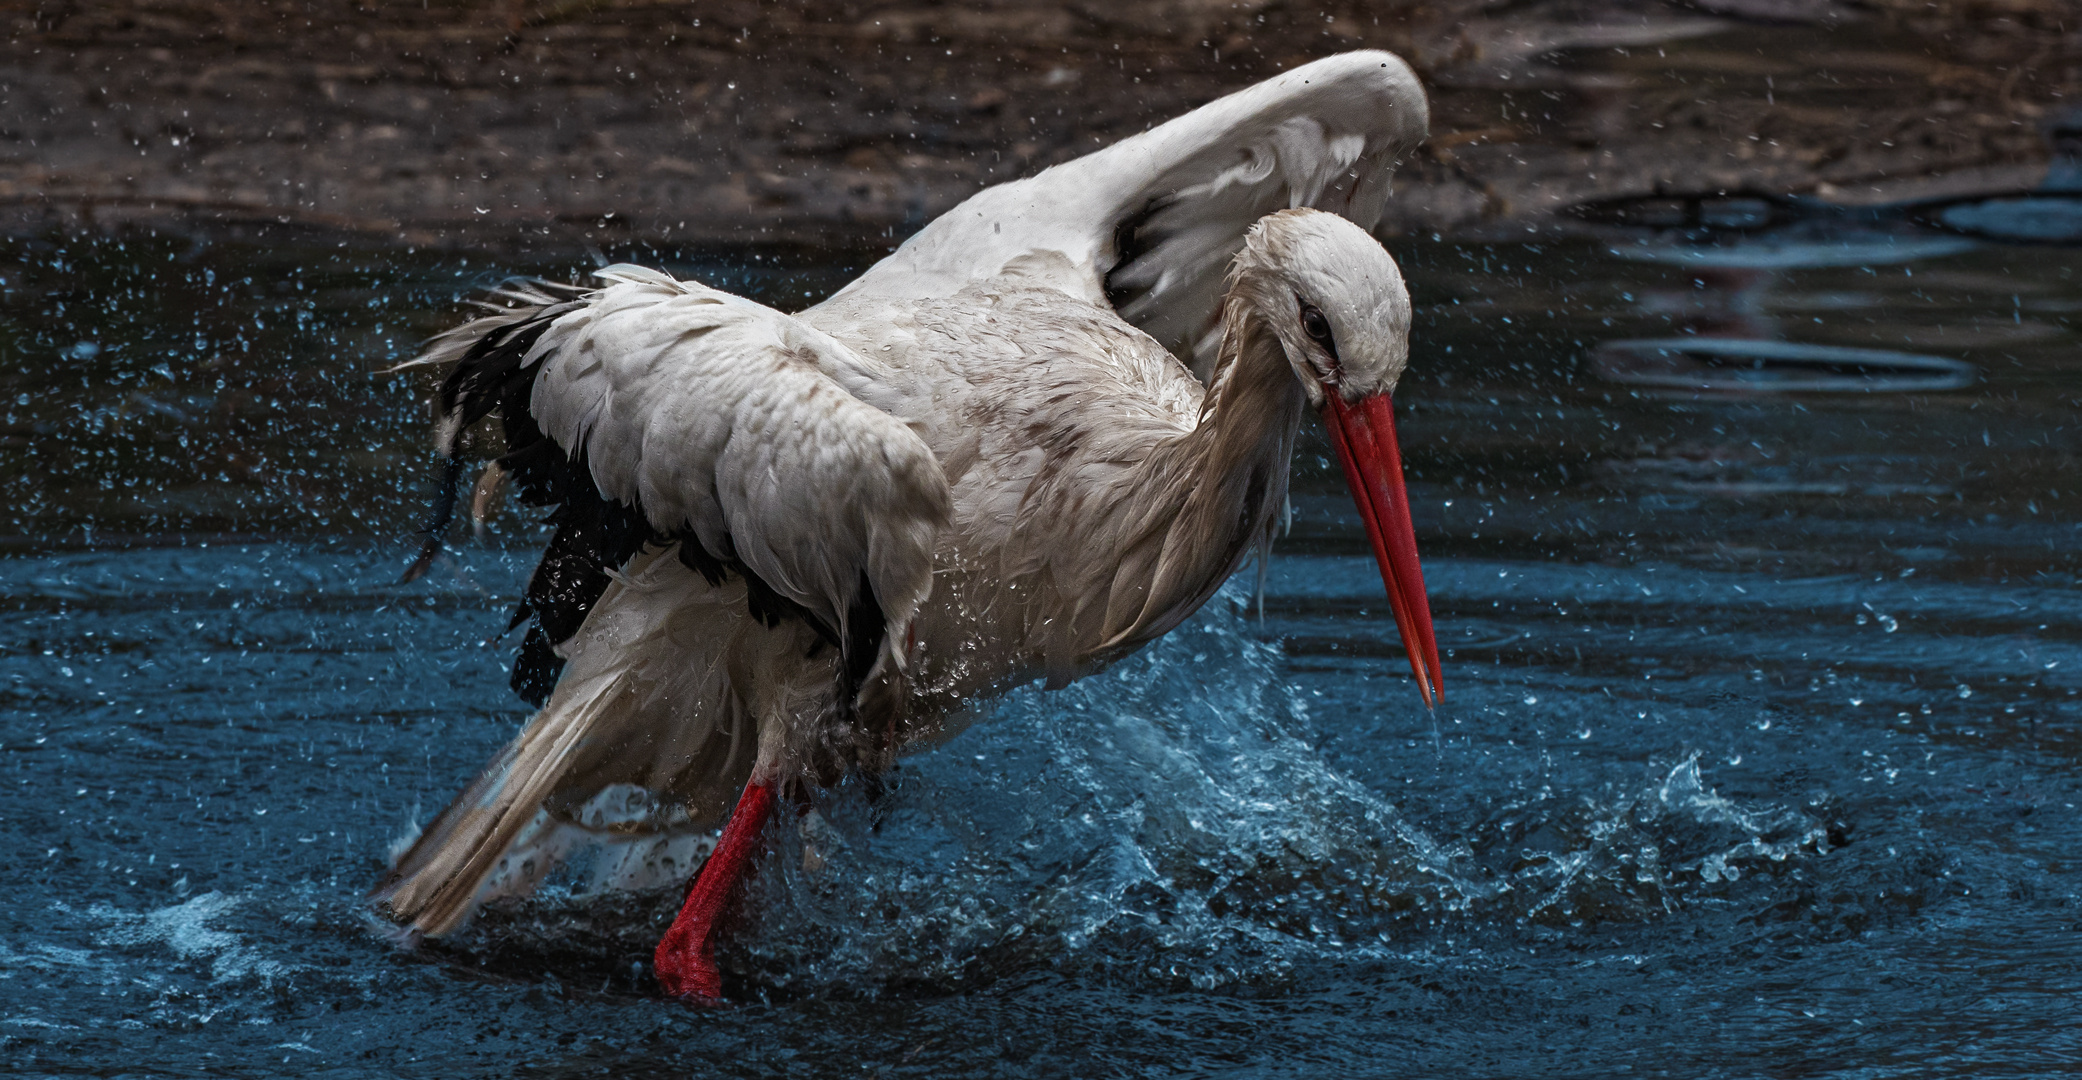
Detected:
left=3, top=229, right=2080, bottom=1076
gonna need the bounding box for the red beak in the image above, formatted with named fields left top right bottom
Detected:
left=1321, top=392, right=1443, bottom=708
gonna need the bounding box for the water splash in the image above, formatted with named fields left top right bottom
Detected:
left=432, top=585, right=1841, bottom=998
left=85, top=892, right=289, bottom=987
left=1475, top=752, right=1834, bottom=929
left=730, top=592, right=1482, bottom=994
left=723, top=594, right=1832, bottom=995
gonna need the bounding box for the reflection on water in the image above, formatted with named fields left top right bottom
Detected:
left=1913, top=109, right=2082, bottom=244
left=1582, top=203, right=1990, bottom=399
left=1357, top=227, right=2082, bottom=578
left=3, top=226, right=2080, bottom=1076
left=1927, top=195, right=2082, bottom=243
left=1590, top=338, right=1976, bottom=394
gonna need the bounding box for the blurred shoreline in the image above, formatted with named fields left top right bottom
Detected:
left=3, top=0, right=2076, bottom=253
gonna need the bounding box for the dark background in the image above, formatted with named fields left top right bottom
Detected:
left=4, top=0, right=2078, bottom=251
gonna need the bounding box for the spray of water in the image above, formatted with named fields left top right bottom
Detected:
left=713, top=590, right=1829, bottom=995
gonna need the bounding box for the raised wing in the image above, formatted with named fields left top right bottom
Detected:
left=413, top=265, right=951, bottom=705
left=817, top=50, right=1429, bottom=379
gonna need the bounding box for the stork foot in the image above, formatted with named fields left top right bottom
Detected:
left=652, top=920, right=725, bottom=1001
left=654, top=780, right=776, bottom=1002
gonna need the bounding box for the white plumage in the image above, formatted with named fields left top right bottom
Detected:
left=525, top=266, right=947, bottom=666
left=374, top=51, right=1442, bottom=1001
left=827, top=52, right=1426, bottom=377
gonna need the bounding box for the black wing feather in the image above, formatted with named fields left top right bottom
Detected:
left=409, top=280, right=889, bottom=709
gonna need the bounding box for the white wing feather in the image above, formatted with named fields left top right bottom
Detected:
left=817, top=51, right=1429, bottom=377
left=527, top=265, right=950, bottom=660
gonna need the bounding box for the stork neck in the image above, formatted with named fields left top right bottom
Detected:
left=1173, top=298, right=1309, bottom=556
left=1192, top=300, right=1310, bottom=473
left=1093, top=300, right=1305, bottom=651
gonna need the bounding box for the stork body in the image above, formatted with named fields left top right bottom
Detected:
left=373, top=51, right=1442, bottom=1000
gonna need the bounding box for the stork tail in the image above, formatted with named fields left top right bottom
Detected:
left=370, top=667, right=638, bottom=936
left=393, top=278, right=590, bottom=587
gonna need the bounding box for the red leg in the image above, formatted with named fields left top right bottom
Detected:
left=654, top=780, right=776, bottom=1001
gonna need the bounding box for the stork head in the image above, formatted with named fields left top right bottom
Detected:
left=1233, top=208, right=1413, bottom=405
left=1234, top=208, right=1442, bottom=708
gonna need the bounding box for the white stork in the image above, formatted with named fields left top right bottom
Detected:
left=373, top=50, right=1443, bottom=1001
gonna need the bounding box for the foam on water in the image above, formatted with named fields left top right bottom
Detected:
left=84, top=891, right=289, bottom=986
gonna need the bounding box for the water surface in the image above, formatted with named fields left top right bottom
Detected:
left=3, top=224, right=2079, bottom=1077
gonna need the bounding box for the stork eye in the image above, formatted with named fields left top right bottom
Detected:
left=1299, top=303, right=1338, bottom=359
